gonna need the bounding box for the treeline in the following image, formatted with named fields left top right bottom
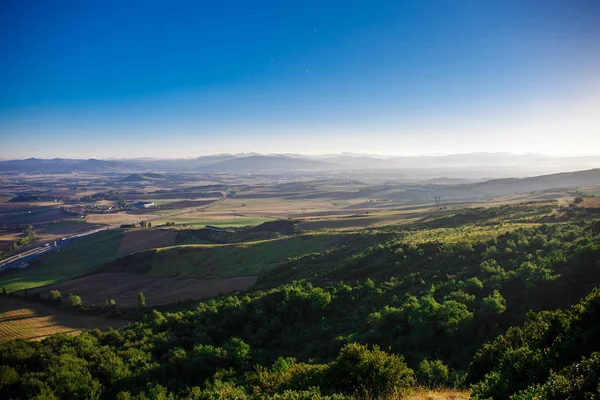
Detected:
left=0, top=218, right=599, bottom=398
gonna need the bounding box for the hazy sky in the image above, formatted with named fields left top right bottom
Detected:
left=1, top=0, right=599, bottom=159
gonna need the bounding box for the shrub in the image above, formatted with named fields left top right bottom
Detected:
left=69, top=294, right=82, bottom=308
left=138, top=292, right=146, bottom=308
left=326, top=343, right=414, bottom=397
left=48, top=290, right=61, bottom=302
left=417, top=359, right=449, bottom=387
left=512, top=352, right=600, bottom=400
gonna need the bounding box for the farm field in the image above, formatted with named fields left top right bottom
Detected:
left=0, top=229, right=180, bottom=292
left=0, top=298, right=128, bottom=341
left=0, top=231, right=21, bottom=253
left=116, top=229, right=178, bottom=255
left=151, top=215, right=276, bottom=227
left=582, top=197, right=600, bottom=208
left=84, top=211, right=142, bottom=226
left=26, top=274, right=257, bottom=308
left=0, top=230, right=124, bottom=292
left=11, top=232, right=378, bottom=308
left=89, top=232, right=374, bottom=280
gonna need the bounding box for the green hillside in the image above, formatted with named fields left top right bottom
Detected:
left=0, top=203, right=599, bottom=399
left=86, top=232, right=379, bottom=279
left=0, top=230, right=124, bottom=292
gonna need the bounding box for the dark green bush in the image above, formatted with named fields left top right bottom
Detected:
left=326, top=343, right=414, bottom=397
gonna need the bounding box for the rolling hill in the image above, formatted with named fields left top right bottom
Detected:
left=201, top=155, right=334, bottom=171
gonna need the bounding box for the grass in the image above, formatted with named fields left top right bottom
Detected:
left=151, top=216, right=275, bottom=228
left=39, top=218, right=88, bottom=234
left=402, top=388, right=470, bottom=399
left=329, top=200, right=351, bottom=207
left=100, top=233, right=363, bottom=279
left=0, top=230, right=124, bottom=293
left=582, top=189, right=600, bottom=196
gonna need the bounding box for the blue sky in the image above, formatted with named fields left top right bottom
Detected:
left=1, top=0, right=599, bottom=158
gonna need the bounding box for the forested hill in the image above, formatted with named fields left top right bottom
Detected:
left=0, top=204, right=599, bottom=399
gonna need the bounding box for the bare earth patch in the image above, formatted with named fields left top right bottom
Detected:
left=28, top=273, right=257, bottom=308
left=0, top=298, right=128, bottom=342
left=117, top=229, right=178, bottom=256
left=581, top=197, right=600, bottom=208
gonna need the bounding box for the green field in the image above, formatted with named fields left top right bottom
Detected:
left=151, top=216, right=275, bottom=228
left=328, top=200, right=351, bottom=207
left=96, top=233, right=366, bottom=279
left=582, top=189, right=600, bottom=196
left=0, top=230, right=124, bottom=292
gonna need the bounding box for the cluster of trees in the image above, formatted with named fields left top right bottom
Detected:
left=469, top=288, right=600, bottom=398
left=0, top=225, right=35, bottom=260
left=139, top=220, right=152, bottom=228
left=0, top=216, right=598, bottom=398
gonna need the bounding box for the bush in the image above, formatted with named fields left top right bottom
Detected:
left=326, top=343, right=414, bottom=397
left=138, top=292, right=146, bottom=308
left=247, top=358, right=328, bottom=394
left=417, top=359, right=449, bottom=387
left=48, top=290, right=61, bottom=303
left=69, top=294, right=82, bottom=308
left=512, top=352, right=600, bottom=400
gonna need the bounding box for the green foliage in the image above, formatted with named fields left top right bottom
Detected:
left=469, top=288, right=600, bottom=399
left=0, top=208, right=599, bottom=398
left=512, top=352, right=600, bottom=400
left=326, top=343, right=414, bottom=397
left=138, top=292, right=146, bottom=308
left=68, top=294, right=82, bottom=308
left=48, top=289, right=61, bottom=302
left=480, top=290, right=506, bottom=315
left=417, top=359, right=449, bottom=388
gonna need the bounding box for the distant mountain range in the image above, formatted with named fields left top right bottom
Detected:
left=1, top=153, right=600, bottom=178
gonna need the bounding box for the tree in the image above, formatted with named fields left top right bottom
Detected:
left=69, top=294, right=82, bottom=308
left=147, top=221, right=152, bottom=228
left=138, top=292, right=146, bottom=308
left=573, top=196, right=584, bottom=204
left=109, top=299, right=117, bottom=309
left=1, top=287, right=6, bottom=297
left=49, top=289, right=61, bottom=302
left=481, top=290, right=507, bottom=315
